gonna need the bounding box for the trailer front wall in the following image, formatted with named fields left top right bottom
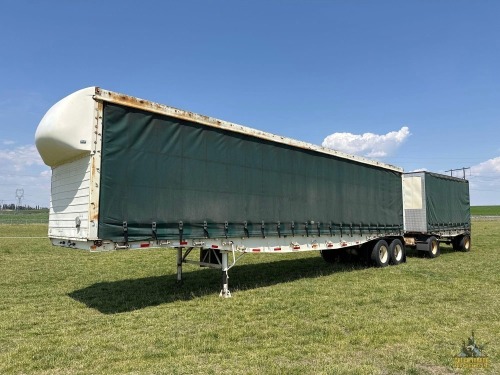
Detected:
left=49, top=155, right=92, bottom=240
left=98, top=103, right=403, bottom=242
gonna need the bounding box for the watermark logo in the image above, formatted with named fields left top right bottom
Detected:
left=453, top=331, right=488, bottom=369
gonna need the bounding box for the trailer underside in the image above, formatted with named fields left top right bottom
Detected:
left=50, top=229, right=406, bottom=297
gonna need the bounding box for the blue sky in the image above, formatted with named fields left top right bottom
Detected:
left=1, top=0, right=499, bottom=207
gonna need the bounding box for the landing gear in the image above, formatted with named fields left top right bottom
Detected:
left=175, top=247, right=239, bottom=298
left=176, top=247, right=183, bottom=283
left=219, top=252, right=231, bottom=298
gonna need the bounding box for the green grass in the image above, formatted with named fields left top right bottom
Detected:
left=471, top=205, right=500, bottom=216
left=0, top=209, right=49, bottom=224
left=1, top=222, right=498, bottom=374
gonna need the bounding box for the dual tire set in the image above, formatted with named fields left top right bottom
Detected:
left=321, top=234, right=471, bottom=267
left=320, top=238, right=405, bottom=267
left=371, top=239, right=405, bottom=267
left=416, top=234, right=471, bottom=258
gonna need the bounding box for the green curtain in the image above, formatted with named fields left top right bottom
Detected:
left=98, top=103, right=403, bottom=241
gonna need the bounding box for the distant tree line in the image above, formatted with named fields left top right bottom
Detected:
left=1, top=204, right=48, bottom=211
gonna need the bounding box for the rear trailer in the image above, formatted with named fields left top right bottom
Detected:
left=36, top=87, right=405, bottom=297
left=402, top=171, right=471, bottom=257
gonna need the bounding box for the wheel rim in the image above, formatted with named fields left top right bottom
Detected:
left=379, top=245, right=389, bottom=263
left=430, top=240, right=438, bottom=255
left=464, top=238, right=470, bottom=250
left=393, top=244, right=403, bottom=261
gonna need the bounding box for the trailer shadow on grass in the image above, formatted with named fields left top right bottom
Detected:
left=68, top=255, right=367, bottom=314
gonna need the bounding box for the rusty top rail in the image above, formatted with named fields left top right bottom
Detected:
left=93, top=87, right=404, bottom=173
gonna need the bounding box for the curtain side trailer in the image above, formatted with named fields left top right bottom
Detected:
left=402, top=171, right=471, bottom=258
left=35, top=87, right=434, bottom=296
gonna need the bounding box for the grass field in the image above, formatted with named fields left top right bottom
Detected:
left=0, top=222, right=498, bottom=374
left=0, top=210, right=49, bottom=224
left=471, top=206, right=500, bottom=216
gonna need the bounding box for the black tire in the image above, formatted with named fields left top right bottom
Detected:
left=389, top=239, right=405, bottom=265
left=459, top=235, right=471, bottom=252
left=371, top=240, right=390, bottom=267
left=452, top=236, right=461, bottom=250
left=427, top=236, right=440, bottom=258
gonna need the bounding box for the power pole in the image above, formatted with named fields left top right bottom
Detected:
left=15, top=188, right=24, bottom=210
left=445, top=167, right=470, bottom=179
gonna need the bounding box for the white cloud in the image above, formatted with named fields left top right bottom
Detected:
left=0, top=144, right=45, bottom=172
left=468, top=156, right=500, bottom=205
left=322, top=126, right=411, bottom=158
left=2, top=140, right=16, bottom=145
left=471, top=156, right=500, bottom=175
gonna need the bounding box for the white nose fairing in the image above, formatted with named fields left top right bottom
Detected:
left=35, top=87, right=96, bottom=167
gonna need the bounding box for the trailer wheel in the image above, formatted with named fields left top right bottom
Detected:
left=371, top=240, right=390, bottom=267
left=389, top=239, right=405, bottom=265
left=427, top=236, right=440, bottom=258
left=459, top=235, right=471, bottom=252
